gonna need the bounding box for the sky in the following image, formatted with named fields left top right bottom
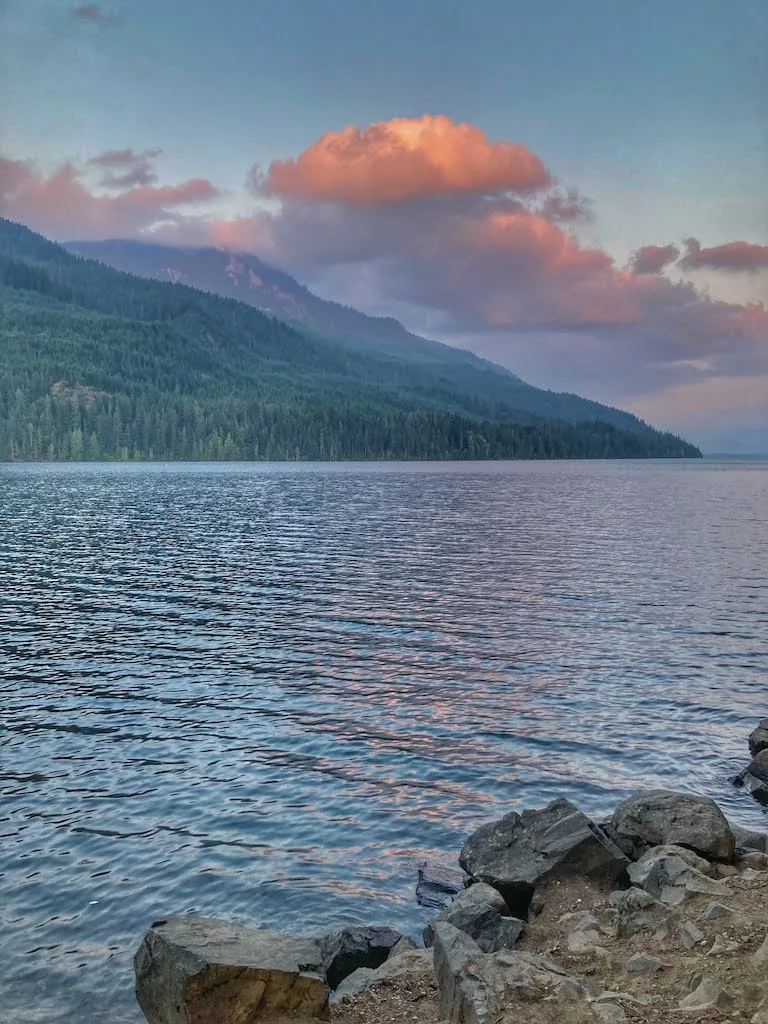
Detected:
left=1, top=0, right=767, bottom=451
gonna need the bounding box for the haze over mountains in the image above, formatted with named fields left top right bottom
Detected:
left=0, top=218, right=700, bottom=462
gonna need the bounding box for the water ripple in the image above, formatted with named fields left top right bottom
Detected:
left=0, top=459, right=766, bottom=1024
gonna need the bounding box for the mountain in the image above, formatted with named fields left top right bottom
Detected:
left=66, top=238, right=658, bottom=434
left=0, top=218, right=701, bottom=461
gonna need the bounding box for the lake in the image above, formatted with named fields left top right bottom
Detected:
left=1, top=459, right=766, bottom=1024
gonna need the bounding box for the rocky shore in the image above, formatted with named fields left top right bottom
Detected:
left=132, top=724, right=768, bottom=1024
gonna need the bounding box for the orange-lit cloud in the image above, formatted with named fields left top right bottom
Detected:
left=259, top=115, right=550, bottom=204
left=680, top=237, right=768, bottom=273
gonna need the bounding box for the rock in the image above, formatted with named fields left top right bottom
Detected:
left=730, top=822, right=768, bottom=854
left=716, top=863, right=739, bottom=877
left=680, top=921, right=705, bottom=949
left=604, top=790, right=735, bottom=862
left=734, top=750, right=768, bottom=805
left=752, top=934, right=768, bottom=965
left=743, top=867, right=766, bottom=882
left=559, top=911, right=603, bottom=954
left=739, top=851, right=768, bottom=871
left=424, top=900, right=524, bottom=953
left=700, top=902, right=733, bottom=921
left=331, top=949, right=433, bottom=1003
left=387, top=936, right=418, bottom=960
left=593, top=1005, right=628, bottom=1024
left=134, top=916, right=328, bottom=1024
left=639, top=853, right=731, bottom=906
left=679, top=977, right=733, bottom=1011
left=423, top=882, right=514, bottom=948
left=625, top=952, right=664, bottom=973
left=320, top=925, right=402, bottom=990
left=459, top=797, right=629, bottom=917
left=433, top=922, right=587, bottom=1024
left=750, top=719, right=768, bottom=757
left=611, top=887, right=668, bottom=938
left=417, top=860, right=470, bottom=910
left=627, top=844, right=714, bottom=887
left=707, top=934, right=740, bottom=955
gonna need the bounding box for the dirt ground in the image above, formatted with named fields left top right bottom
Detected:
left=331, top=865, right=768, bottom=1024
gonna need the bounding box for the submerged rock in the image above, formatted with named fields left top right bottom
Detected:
left=603, top=790, right=735, bottom=862
left=320, top=925, right=402, bottom=990
left=459, top=797, right=628, bottom=917
left=134, top=915, right=328, bottom=1024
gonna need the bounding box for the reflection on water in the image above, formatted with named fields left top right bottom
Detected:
left=1, top=459, right=766, bottom=1024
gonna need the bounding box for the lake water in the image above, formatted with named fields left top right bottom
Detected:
left=1, top=459, right=766, bottom=1024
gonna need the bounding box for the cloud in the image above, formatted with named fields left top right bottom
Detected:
left=257, top=115, right=550, bottom=204
left=0, top=155, right=220, bottom=240
left=88, top=148, right=163, bottom=189
left=679, top=237, right=768, bottom=273
left=71, top=4, right=120, bottom=27
left=627, top=243, right=680, bottom=275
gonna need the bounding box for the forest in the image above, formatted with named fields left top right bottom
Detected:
left=0, top=219, right=702, bottom=462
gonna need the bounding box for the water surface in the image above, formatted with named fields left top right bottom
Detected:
left=1, top=459, right=766, bottom=1023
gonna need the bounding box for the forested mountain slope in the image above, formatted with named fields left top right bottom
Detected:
left=0, top=219, right=701, bottom=461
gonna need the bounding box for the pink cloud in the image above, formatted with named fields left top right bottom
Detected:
left=0, top=155, right=220, bottom=240
left=259, top=115, right=550, bottom=204
left=627, top=243, right=680, bottom=275
left=680, top=237, right=768, bottom=273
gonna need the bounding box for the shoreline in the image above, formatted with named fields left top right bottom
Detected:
left=132, top=721, right=768, bottom=1024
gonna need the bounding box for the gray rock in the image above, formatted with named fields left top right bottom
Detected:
left=433, top=922, right=586, bottom=1024
left=700, top=902, right=733, bottom=921
left=627, top=844, right=713, bottom=887
left=680, top=920, right=705, bottom=949
left=604, top=790, right=735, bottom=862
left=636, top=853, right=731, bottom=906
left=423, top=882, right=514, bottom=948
left=459, top=797, right=629, bottom=917
left=424, top=901, right=523, bottom=952
left=417, top=860, right=469, bottom=910
left=559, top=910, right=603, bottom=953
left=707, top=934, right=740, bottom=955
left=625, top=952, right=664, bottom=973
left=387, top=936, right=418, bottom=960
left=134, top=915, right=328, bottom=1024
left=734, top=750, right=768, bottom=805
left=593, top=1005, right=628, bottom=1024
left=331, top=949, right=433, bottom=1003
left=752, top=934, right=768, bottom=965
left=320, top=925, right=402, bottom=990
left=611, top=887, right=668, bottom=938
left=738, top=851, right=768, bottom=871
left=679, top=977, right=733, bottom=1011
left=730, top=822, right=768, bottom=854
left=750, top=719, right=768, bottom=757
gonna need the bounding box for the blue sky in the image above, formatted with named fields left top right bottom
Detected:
left=2, top=0, right=767, bottom=448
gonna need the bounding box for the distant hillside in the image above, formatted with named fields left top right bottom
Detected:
left=67, top=238, right=663, bottom=435
left=0, top=219, right=701, bottom=461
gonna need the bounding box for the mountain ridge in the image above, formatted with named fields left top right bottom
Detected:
left=0, top=218, right=701, bottom=461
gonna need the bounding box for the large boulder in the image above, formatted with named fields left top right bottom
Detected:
left=320, top=925, right=402, bottom=990
left=134, top=916, right=328, bottom=1024
left=603, top=791, right=735, bottom=862
left=417, top=860, right=470, bottom=910
left=433, top=922, right=587, bottom=1024
left=734, top=749, right=768, bottom=805
left=459, top=797, right=629, bottom=917
left=749, top=720, right=768, bottom=757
